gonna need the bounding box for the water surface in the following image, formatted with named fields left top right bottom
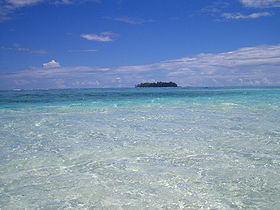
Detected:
left=0, top=87, right=280, bottom=209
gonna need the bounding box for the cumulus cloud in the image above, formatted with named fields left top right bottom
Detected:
left=240, top=0, right=280, bottom=8
left=222, top=12, right=271, bottom=19
left=80, top=32, right=116, bottom=42
left=43, top=60, right=61, bottom=68
left=1, top=44, right=280, bottom=89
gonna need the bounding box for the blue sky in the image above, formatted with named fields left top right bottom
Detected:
left=0, top=0, right=280, bottom=89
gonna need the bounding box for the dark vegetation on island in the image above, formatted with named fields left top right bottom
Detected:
left=135, top=82, right=178, bottom=88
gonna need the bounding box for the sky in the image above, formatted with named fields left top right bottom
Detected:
left=0, top=0, right=280, bottom=89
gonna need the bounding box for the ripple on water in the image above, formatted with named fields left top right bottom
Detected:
left=0, top=87, right=280, bottom=208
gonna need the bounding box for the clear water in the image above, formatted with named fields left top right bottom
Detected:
left=0, top=87, right=280, bottom=209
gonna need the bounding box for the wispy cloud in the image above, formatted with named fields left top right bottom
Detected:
left=5, top=0, right=44, bottom=9
left=240, top=0, right=280, bottom=8
left=222, top=12, right=271, bottom=19
left=1, top=44, right=280, bottom=89
left=0, top=44, right=47, bottom=54
left=54, top=0, right=72, bottom=4
left=199, top=1, right=276, bottom=21
left=0, top=0, right=100, bottom=21
left=0, top=0, right=44, bottom=21
left=0, top=0, right=46, bottom=21
left=106, top=16, right=154, bottom=24
left=67, top=49, right=98, bottom=53
left=200, top=1, right=230, bottom=15
left=80, top=32, right=117, bottom=42
left=3, top=0, right=100, bottom=8
left=54, top=0, right=101, bottom=5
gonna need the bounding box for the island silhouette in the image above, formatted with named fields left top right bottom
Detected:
left=135, top=82, right=178, bottom=88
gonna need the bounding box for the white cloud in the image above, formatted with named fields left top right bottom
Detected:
left=80, top=32, right=116, bottom=42
left=1, top=44, right=280, bottom=89
left=113, top=44, right=280, bottom=86
left=43, top=60, right=61, bottom=68
left=6, top=0, right=44, bottom=8
left=166, top=45, right=280, bottom=69
left=1, top=0, right=44, bottom=21
left=0, top=0, right=44, bottom=22
left=199, top=1, right=277, bottom=21
left=240, top=0, right=280, bottom=8
left=222, top=12, right=271, bottom=19
left=0, top=0, right=100, bottom=21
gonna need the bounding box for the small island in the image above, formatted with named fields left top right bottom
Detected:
left=135, top=82, right=178, bottom=88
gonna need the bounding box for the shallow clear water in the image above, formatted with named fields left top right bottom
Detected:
left=0, top=87, right=280, bottom=209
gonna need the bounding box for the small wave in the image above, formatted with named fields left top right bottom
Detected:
left=221, top=102, right=239, bottom=106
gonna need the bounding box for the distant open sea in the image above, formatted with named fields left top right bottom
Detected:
left=0, top=87, right=280, bottom=209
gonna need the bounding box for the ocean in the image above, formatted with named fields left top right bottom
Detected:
left=0, top=87, right=280, bottom=209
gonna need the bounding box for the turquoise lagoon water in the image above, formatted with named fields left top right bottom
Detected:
left=0, top=87, right=280, bottom=209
